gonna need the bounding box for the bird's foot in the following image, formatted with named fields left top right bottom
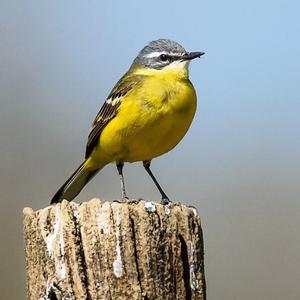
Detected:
left=113, top=197, right=129, bottom=204
left=127, top=198, right=141, bottom=204
left=161, top=197, right=171, bottom=205
left=113, top=197, right=140, bottom=204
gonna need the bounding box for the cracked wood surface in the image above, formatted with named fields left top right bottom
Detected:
left=23, top=199, right=206, bottom=300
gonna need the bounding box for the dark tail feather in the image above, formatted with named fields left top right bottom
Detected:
left=51, top=160, right=99, bottom=204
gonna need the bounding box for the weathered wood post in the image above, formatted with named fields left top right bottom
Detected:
left=23, top=199, right=206, bottom=299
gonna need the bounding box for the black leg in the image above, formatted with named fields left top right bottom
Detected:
left=116, top=162, right=128, bottom=200
left=143, top=160, right=170, bottom=205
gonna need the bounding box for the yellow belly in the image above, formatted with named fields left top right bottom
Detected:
left=97, top=75, right=197, bottom=163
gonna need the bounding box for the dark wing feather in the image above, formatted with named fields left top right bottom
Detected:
left=85, top=73, right=143, bottom=158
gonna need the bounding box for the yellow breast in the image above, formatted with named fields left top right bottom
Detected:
left=99, top=64, right=197, bottom=162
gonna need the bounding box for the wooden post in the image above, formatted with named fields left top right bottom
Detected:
left=23, top=199, right=206, bottom=300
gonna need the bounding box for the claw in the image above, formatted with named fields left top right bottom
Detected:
left=113, top=197, right=128, bottom=204
left=113, top=197, right=141, bottom=204
left=161, top=197, right=171, bottom=205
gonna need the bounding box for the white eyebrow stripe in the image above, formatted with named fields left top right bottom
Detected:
left=144, top=51, right=184, bottom=58
left=144, top=51, right=167, bottom=58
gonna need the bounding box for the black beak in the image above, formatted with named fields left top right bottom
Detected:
left=181, top=51, right=205, bottom=61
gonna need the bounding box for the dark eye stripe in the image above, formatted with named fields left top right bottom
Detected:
left=160, top=54, right=168, bottom=61
left=160, top=54, right=177, bottom=63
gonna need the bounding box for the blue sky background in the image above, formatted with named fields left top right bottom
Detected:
left=0, top=0, right=299, bottom=299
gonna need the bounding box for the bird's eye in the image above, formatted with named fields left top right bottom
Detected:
left=160, top=54, right=168, bottom=61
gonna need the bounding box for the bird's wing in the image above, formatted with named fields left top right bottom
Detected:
left=85, top=73, right=143, bottom=158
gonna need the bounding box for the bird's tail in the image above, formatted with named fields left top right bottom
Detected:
left=51, top=158, right=106, bottom=204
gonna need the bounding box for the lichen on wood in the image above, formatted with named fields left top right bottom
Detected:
left=23, top=199, right=206, bottom=300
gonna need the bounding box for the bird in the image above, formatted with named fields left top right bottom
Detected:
left=51, top=39, right=204, bottom=205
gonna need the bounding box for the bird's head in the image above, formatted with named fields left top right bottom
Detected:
left=132, top=39, right=204, bottom=77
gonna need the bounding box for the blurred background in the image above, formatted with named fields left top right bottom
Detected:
left=1, top=0, right=299, bottom=299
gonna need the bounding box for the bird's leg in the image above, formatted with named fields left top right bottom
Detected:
left=116, top=162, right=128, bottom=201
left=143, top=160, right=170, bottom=205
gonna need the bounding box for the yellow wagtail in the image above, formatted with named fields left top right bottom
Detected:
left=51, top=39, right=204, bottom=205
